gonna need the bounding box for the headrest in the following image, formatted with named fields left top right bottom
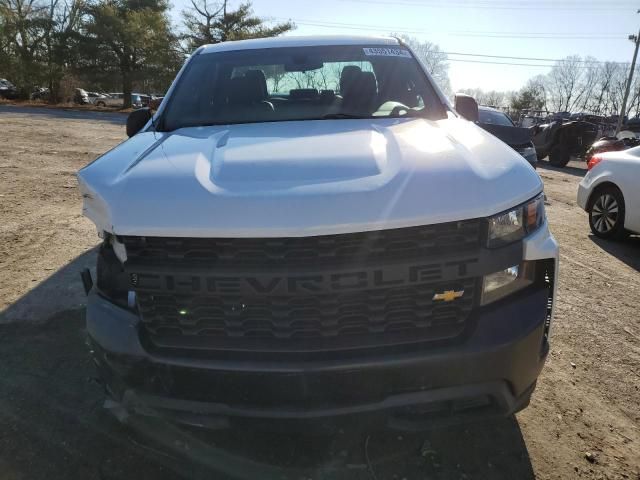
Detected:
left=244, top=69, right=268, bottom=98
left=342, top=71, right=377, bottom=113
left=340, top=65, right=362, bottom=94
left=227, top=70, right=268, bottom=104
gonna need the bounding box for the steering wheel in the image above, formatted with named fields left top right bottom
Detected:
left=390, top=105, right=411, bottom=117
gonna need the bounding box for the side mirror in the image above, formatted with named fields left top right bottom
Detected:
left=126, top=107, right=152, bottom=137
left=454, top=93, right=479, bottom=122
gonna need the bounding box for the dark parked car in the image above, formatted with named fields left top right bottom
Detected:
left=584, top=135, right=640, bottom=164
left=0, top=78, right=19, bottom=99
left=478, top=106, right=538, bottom=167
left=531, top=118, right=599, bottom=167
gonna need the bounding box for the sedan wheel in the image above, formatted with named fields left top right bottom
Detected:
left=589, top=187, right=626, bottom=239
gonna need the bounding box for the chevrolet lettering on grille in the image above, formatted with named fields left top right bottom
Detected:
left=130, top=258, right=480, bottom=296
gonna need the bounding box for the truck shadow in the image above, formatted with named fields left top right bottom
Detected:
left=589, top=234, right=640, bottom=272
left=537, top=160, right=587, bottom=178
left=0, top=250, right=535, bottom=480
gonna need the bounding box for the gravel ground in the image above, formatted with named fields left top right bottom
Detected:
left=0, top=105, right=638, bottom=479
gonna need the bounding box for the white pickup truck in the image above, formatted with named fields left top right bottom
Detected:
left=78, top=35, right=558, bottom=430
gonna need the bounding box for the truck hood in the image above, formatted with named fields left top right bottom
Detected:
left=77, top=117, right=542, bottom=237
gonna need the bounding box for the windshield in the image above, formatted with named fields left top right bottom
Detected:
left=160, top=45, right=446, bottom=130
left=478, top=108, right=514, bottom=127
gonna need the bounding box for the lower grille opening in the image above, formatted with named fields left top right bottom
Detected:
left=388, top=394, right=498, bottom=427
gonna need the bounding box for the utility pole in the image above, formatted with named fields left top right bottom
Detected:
left=616, top=12, right=640, bottom=135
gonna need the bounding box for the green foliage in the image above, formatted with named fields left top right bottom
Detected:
left=511, top=84, right=545, bottom=113
left=182, top=0, right=294, bottom=52
left=80, top=0, right=181, bottom=105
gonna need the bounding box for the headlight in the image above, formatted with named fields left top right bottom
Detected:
left=96, top=240, right=132, bottom=310
left=487, top=194, right=545, bottom=248
left=481, top=261, right=536, bottom=305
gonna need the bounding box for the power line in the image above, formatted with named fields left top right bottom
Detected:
left=444, top=51, right=628, bottom=65
left=340, top=0, right=636, bottom=11
left=271, top=17, right=633, bottom=69
left=282, top=18, right=627, bottom=40
left=448, top=58, right=557, bottom=67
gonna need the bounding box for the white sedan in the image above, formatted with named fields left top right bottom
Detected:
left=577, top=147, right=640, bottom=239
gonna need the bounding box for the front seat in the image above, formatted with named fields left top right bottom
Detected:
left=342, top=71, right=377, bottom=115
left=226, top=70, right=274, bottom=112
left=339, top=65, right=362, bottom=96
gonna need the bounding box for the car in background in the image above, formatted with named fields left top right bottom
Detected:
left=95, top=93, right=143, bottom=108
left=30, top=87, right=51, bottom=101
left=73, top=88, right=90, bottom=104
left=148, top=96, right=163, bottom=109
left=584, top=133, right=640, bottom=164
left=477, top=106, right=538, bottom=168
left=0, top=78, right=19, bottom=99
left=87, top=92, right=108, bottom=105
left=133, top=93, right=151, bottom=107
left=532, top=117, right=599, bottom=168
left=577, top=147, right=640, bottom=239
left=518, top=110, right=550, bottom=128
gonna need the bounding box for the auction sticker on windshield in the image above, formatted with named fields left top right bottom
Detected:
left=363, top=47, right=412, bottom=58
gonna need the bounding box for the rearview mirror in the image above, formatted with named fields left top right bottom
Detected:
left=454, top=93, right=479, bottom=122
left=126, top=107, right=152, bottom=137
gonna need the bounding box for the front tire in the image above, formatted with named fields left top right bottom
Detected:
left=589, top=186, right=627, bottom=239
left=96, top=101, right=106, bottom=107
left=549, top=144, right=570, bottom=167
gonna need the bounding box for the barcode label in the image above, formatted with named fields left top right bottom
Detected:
left=363, top=47, right=412, bottom=58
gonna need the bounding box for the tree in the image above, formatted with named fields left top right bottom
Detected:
left=80, top=0, right=180, bottom=107
left=457, top=87, right=513, bottom=109
left=511, top=77, right=546, bottom=113
left=396, top=34, right=451, bottom=95
left=0, top=0, right=53, bottom=91
left=544, top=55, right=599, bottom=113
left=181, top=0, right=294, bottom=52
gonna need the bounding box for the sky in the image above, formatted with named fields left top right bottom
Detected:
left=169, top=0, right=640, bottom=92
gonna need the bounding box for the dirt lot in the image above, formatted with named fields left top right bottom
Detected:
left=0, top=105, right=638, bottom=480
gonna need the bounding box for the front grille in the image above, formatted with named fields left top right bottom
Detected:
left=137, top=278, right=476, bottom=348
left=121, top=220, right=482, bottom=266
left=125, top=221, right=483, bottom=352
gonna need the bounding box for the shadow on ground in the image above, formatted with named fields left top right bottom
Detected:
left=589, top=234, right=640, bottom=272
left=537, top=159, right=587, bottom=178
left=0, top=251, right=535, bottom=480
left=0, top=104, right=127, bottom=125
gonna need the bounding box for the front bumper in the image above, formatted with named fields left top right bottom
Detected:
left=88, top=285, right=550, bottom=430
left=87, top=225, right=558, bottom=430
left=577, top=182, right=589, bottom=211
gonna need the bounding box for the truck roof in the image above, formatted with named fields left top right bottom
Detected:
left=198, top=35, right=400, bottom=54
